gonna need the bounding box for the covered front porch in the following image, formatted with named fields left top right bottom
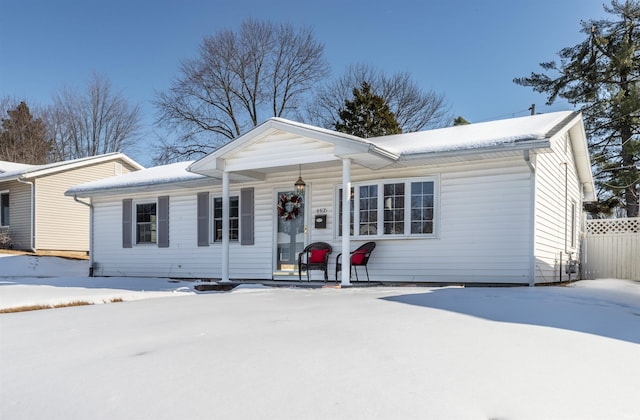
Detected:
left=188, top=118, right=400, bottom=286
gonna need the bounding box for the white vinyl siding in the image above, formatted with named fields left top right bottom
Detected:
left=90, top=157, right=532, bottom=283
left=533, top=130, right=583, bottom=283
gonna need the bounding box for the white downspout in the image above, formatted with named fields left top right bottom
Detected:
left=221, top=171, right=230, bottom=282
left=16, top=177, right=36, bottom=252
left=524, top=150, right=536, bottom=287
left=73, top=195, right=94, bottom=275
left=341, top=158, right=352, bottom=287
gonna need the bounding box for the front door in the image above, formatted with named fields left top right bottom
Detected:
left=273, top=190, right=306, bottom=278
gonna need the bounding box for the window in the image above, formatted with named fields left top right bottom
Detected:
left=359, top=185, right=377, bottom=235
left=0, top=192, right=8, bottom=226
left=213, top=196, right=239, bottom=242
left=338, top=178, right=436, bottom=238
left=410, top=181, right=434, bottom=234
left=384, top=183, right=405, bottom=235
left=136, top=202, right=157, bottom=244
left=570, top=201, right=577, bottom=249
left=338, top=188, right=354, bottom=236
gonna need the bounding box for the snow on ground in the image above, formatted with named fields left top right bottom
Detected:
left=0, top=254, right=196, bottom=309
left=1, top=255, right=640, bottom=419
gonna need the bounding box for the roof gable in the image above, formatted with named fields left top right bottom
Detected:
left=188, top=118, right=399, bottom=176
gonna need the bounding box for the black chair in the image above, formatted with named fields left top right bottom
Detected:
left=298, top=242, right=332, bottom=281
left=335, top=241, right=376, bottom=282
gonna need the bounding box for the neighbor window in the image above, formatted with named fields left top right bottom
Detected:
left=213, top=196, right=239, bottom=242
left=0, top=192, right=8, bottom=226
left=136, top=202, right=157, bottom=244
left=338, top=178, right=436, bottom=238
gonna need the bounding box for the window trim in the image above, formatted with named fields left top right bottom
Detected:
left=336, top=176, right=438, bottom=239
left=133, top=199, right=158, bottom=246
left=212, top=194, right=240, bottom=243
left=0, top=190, right=9, bottom=227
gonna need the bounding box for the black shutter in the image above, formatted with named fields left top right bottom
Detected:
left=158, top=196, right=169, bottom=248
left=240, top=188, right=254, bottom=245
left=122, top=199, right=132, bottom=248
left=197, top=192, right=210, bottom=246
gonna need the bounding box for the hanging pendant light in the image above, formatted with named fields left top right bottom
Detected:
left=294, top=164, right=306, bottom=195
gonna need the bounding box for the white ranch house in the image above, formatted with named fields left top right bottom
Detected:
left=66, top=111, right=595, bottom=286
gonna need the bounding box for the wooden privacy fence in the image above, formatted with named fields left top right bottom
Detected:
left=582, top=217, right=640, bottom=280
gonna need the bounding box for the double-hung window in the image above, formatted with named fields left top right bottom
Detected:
left=213, top=196, right=239, bottom=242
left=136, top=202, right=157, bottom=244
left=338, top=177, right=437, bottom=238
left=0, top=191, right=9, bottom=226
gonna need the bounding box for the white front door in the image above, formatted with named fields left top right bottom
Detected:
left=273, top=190, right=306, bottom=278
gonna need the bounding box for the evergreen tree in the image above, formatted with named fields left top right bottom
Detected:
left=515, top=0, right=640, bottom=217
left=453, top=116, right=470, bottom=126
left=0, top=101, right=50, bottom=164
left=335, top=81, right=402, bottom=138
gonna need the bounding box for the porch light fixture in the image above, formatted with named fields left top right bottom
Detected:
left=294, top=165, right=306, bottom=195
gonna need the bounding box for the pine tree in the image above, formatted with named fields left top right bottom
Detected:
left=335, top=81, right=402, bottom=138
left=453, top=116, right=470, bottom=126
left=0, top=102, right=50, bottom=164
left=515, top=0, right=640, bottom=217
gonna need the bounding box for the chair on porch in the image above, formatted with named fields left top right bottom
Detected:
left=335, top=241, right=376, bottom=282
left=298, top=242, right=333, bottom=281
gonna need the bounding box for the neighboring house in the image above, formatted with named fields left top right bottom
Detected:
left=67, top=111, right=595, bottom=285
left=0, top=153, right=143, bottom=253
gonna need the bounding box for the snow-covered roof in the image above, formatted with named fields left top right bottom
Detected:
left=0, top=153, right=143, bottom=182
left=70, top=111, right=593, bottom=198
left=0, top=161, right=36, bottom=174
left=372, top=111, right=576, bottom=156
left=66, top=161, right=207, bottom=196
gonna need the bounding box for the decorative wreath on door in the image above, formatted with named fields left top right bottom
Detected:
left=277, top=193, right=302, bottom=221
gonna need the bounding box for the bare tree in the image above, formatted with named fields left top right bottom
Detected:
left=47, top=73, right=141, bottom=161
left=154, top=19, right=329, bottom=163
left=307, top=64, right=452, bottom=132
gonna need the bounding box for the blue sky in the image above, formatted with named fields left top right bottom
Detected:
left=1, top=0, right=610, bottom=165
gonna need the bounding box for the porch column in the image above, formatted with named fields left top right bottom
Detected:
left=341, top=158, right=352, bottom=286
left=221, top=171, right=230, bottom=282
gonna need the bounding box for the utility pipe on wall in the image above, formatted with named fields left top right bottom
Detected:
left=73, top=195, right=94, bottom=276
left=524, top=150, right=536, bottom=287
left=16, top=176, right=36, bottom=252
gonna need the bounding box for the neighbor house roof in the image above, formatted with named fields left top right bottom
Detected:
left=0, top=161, right=35, bottom=173
left=0, top=152, right=144, bottom=182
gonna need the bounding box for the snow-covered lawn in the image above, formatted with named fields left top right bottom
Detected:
left=1, top=254, right=640, bottom=419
